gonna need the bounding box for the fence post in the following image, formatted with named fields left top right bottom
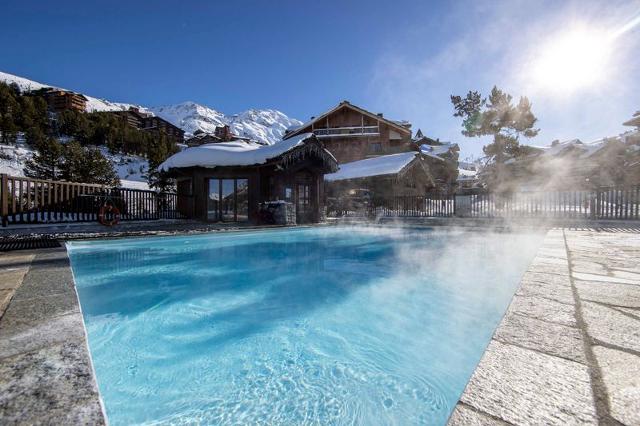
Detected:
left=1, top=174, right=8, bottom=227
left=589, top=190, right=596, bottom=220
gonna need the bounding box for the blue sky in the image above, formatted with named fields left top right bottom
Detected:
left=1, top=0, right=639, bottom=159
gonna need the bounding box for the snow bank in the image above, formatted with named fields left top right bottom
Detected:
left=158, top=133, right=314, bottom=171
left=325, top=152, right=418, bottom=182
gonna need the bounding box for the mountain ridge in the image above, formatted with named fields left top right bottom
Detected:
left=0, top=70, right=301, bottom=145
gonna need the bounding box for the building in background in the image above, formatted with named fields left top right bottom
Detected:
left=284, top=101, right=413, bottom=163
left=42, top=89, right=87, bottom=112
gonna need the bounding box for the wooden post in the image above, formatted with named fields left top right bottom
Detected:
left=1, top=174, right=8, bottom=227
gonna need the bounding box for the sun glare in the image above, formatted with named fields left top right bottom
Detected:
left=531, top=27, right=611, bottom=93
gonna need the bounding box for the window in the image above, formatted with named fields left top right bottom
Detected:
left=285, top=187, right=292, bottom=202
left=207, top=178, right=249, bottom=222
left=297, top=183, right=310, bottom=213
left=369, top=142, right=383, bottom=153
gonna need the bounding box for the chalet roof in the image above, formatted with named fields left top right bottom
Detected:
left=158, top=133, right=337, bottom=172
left=285, top=101, right=412, bottom=139
left=325, top=152, right=420, bottom=182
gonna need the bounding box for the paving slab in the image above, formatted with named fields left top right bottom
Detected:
left=581, top=301, right=640, bottom=353
left=0, top=312, right=86, bottom=359
left=506, top=294, right=576, bottom=327
left=493, top=312, right=586, bottom=364
left=0, top=342, right=105, bottom=425
left=592, top=345, right=640, bottom=426
left=447, top=403, right=508, bottom=425
left=516, top=275, right=575, bottom=304
left=459, top=341, right=597, bottom=425
left=575, top=280, right=640, bottom=308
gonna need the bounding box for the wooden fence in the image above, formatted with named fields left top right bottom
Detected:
left=328, top=194, right=455, bottom=218
left=326, top=187, right=640, bottom=221
left=463, top=187, right=640, bottom=220
left=1, top=174, right=192, bottom=227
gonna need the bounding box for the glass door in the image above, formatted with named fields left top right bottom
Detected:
left=207, top=179, right=220, bottom=221
left=221, top=179, right=235, bottom=221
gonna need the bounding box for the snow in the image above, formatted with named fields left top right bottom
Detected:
left=420, top=143, right=455, bottom=156
left=325, top=152, right=418, bottom=182
left=158, top=133, right=316, bottom=171
left=0, top=70, right=150, bottom=114
left=150, top=102, right=302, bottom=145
left=1, top=71, right=301, bottom=145
left=0, top=139, right=150, bottom=190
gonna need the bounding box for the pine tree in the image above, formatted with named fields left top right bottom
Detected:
left=147, top=133, right=178, bottom=191
left=61, top=141, right=119, bottom=185
left=451, top=86, right=539, bottom=189
left=24, top=137, right=64, bottom=180
left=0, top=82, right=21, bottom=145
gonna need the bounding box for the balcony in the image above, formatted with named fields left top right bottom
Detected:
left=313, top=126, right=380, bottom=138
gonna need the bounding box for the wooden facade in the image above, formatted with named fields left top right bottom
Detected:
left=142, top=115, right=185, bottom=144
left=165, top=136, right=338, bottom=224
left=326, top=155, right=437, bottom=201
left=285, top=101, right=413, bottom=163
left=43, top=89, right=87, bottom=112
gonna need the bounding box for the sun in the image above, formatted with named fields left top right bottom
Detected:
left=530, top=27, right=611, bottom=93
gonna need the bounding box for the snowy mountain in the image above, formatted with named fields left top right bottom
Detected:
left=0, top=71, right=150, bottom=114
left=0, top=70, right=302, bottom=144
left=150, top=102, right=302, bottom=144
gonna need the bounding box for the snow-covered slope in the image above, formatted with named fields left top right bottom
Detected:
left=0, top=138, right=150, bottom=189
left=1, top=71, right=302, bottom=144
left=150, top=102, right=302, bottom=145
left=0, top=71, right=150, bottom=114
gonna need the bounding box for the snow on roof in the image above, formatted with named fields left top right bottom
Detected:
left=158, top=133, right=319, bottom=171
left=325, top=152, right=418, bottom=182
left=419, top=143, right=456, bottom=156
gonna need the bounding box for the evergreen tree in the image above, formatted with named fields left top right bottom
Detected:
left=24, top=137, right=64, bottom=180
left=147, top=133, right=178, bottom=191
left=0, top=82, right=20, bottom=144
left=61, top=141, right=119, bottom=185
left=451, top=86, right=539, bottom=189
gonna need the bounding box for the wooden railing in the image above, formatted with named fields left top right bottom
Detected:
left=326, top=187, right=640, bottom=221
left=1, top=174, right=193, bottom=227
left=327, top=194, right=455, bottom=218
left=463, top=187, right=640, bottom=220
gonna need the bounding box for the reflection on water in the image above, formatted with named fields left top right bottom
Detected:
left=68, top=227, right=543, bottom=426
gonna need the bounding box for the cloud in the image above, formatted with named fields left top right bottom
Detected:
left=367, top=0, right=640, bottom=158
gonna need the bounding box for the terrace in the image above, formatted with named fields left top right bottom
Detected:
left=0, top=223, right=638, bottom=425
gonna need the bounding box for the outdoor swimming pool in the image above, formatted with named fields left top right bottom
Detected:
left=67, top=226, right=544, bottom=425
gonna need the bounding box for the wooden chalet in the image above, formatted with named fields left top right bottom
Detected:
left=185, top=126, right=252, bottom=147
left=142, top=115, right=185, bottom=144
left=284, top=101, right=413, bottom=163
left=111, top=107, right=150, bottom=129
left=325, top=152, right=439, bottom=201
left=42, top=89, right=87, bottom=112
left=159, top=133, right=338, bottom=224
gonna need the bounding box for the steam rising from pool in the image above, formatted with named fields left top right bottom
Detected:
left=68, top=226, right=544, bottom=425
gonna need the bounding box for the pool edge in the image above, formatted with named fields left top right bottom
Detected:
left=0, top=246, right=108, bottom=425
left=447, top=228, right=600, bottom=425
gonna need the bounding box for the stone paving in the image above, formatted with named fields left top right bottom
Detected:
left=0, top=248, right=105, bottom=425
left=0, top=227, right=638, bottom=425
left=0, top=252, right=34, bottom=318
left=449, top=228, right=640, bottom=426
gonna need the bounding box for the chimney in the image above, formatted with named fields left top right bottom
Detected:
left=377, top=113, right=383, bottom=117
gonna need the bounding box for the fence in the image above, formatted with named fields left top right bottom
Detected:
left=462, top=187, right=640, bottom=220
left=328, top=194, right=455, bottom=218
left=1, top=174, right=192, bottom=227
left=327, top=187, right=640, bottom=221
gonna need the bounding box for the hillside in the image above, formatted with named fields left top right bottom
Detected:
left=0, top=70, right=301, bottom=145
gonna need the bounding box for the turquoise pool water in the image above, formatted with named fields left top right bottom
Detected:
left=68, top=226, right=543, bottom=425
